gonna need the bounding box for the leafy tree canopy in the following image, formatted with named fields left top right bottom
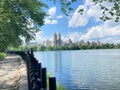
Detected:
left=0, top=0, right=47, bottom=51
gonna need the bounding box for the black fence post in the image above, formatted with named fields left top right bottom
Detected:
left=27, top=55, right=32, bottom=90
left=49, top=77, right=56, bottom=90
left=35, top=60, right=38, bottom=72
left=31, top=48, right=34, bottom=56
left=42, top=68, right=47, bottom=89
left=38, top=63, right=42, bottom=89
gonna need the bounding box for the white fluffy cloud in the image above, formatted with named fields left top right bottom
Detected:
left=35, top=31, right=46, bottom=44
left=85, top=0, right=93, bottom=6
left=44, top=18, right=58, bottom=24
left=48, top=7, right=56, bottom=18
left=68, top=5, right=88, bottom=27
left=80, top=21, right=120, bottom=43
left=67, top=32, right=82, bottom=42
left=44, top=7, right=58, bottom=24
left=86, top=4, right=101, bottom=20
left=44, top=7, right=64, bottom=24
left=57, top=15, right=63, bottom=19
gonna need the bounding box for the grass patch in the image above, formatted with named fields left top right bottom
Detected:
left=0, top=53, right=6, bottom=61
left=47, top=72, right=51, bottom=88
left=47, top=72, right=65, bottom=90
left=57, top=84, right=65, bottom=90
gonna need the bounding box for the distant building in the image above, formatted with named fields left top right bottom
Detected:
left=52, top=33, right=57, bottom=47
left=44, top=39, right=51, bottom=47
left=86, top=41, right=90, bottom=45
left=57, top=33, right=62, bottom=47
left=78, top=40, right=85, bottom=45
left=97, top=39, right=101, bottom=45
left=68, top=39, right=72, bottom=46
left=52, top=33, right=62, bottom=47
left=91, top=41, right=97, bottom=46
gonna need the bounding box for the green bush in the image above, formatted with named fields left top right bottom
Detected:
left=0, top=53, right=6, bottom=61
left=57, top=84, right=65, bottom=90
left=47, top=72, right=65, bottom=90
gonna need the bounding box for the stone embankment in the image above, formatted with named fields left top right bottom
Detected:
left=0, top=54, right=28, bottom=90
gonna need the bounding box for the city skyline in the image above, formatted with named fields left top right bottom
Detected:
left=40, top=32, right=101, bottom=47
left=27, top=30, right=119, bottom=47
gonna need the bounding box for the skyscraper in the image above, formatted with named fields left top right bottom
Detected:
left=52, top=33, right=57, bottom=47
left=57, top=33, right=61, bottom=47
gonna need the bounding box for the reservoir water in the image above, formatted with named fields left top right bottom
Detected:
left=34, top=49, right=120, bottom=90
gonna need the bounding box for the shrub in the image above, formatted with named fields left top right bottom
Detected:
left=0, top=53, right=6, bottom=61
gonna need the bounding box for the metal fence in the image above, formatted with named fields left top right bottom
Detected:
left=7, top=49, right=57, bottom=90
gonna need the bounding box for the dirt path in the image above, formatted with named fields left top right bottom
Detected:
left=0, top=55, right=28, bottom=90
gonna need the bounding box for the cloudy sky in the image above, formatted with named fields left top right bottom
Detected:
left=35, top=0, right=120, bottom=44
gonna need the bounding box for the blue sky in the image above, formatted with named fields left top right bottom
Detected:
left=34, top=0, right=120, bottom=44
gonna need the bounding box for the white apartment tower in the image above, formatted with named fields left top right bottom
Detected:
left=52, top=33, right=57, bottom=47
left=52, top=33, right=62, bottom=47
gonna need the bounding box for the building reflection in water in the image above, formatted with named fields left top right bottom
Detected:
left=52, top=51, right=62, bottom=73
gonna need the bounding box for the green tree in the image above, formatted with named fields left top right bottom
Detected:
left=0, top=0, right=47, bottom=51
left=46, top=46, right=54, bottom=51
left=115, top=44, right=120, bottom=48
left=39, top=45, right=46, bottom=51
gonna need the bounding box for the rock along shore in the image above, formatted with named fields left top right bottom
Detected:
left=0, top=54, right=28, bottom=90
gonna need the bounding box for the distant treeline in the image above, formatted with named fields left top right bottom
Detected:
left=8, top=43, right=120, bottom=51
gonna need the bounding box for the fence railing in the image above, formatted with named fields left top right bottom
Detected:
left=7, top=50, right=57, bottom=90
